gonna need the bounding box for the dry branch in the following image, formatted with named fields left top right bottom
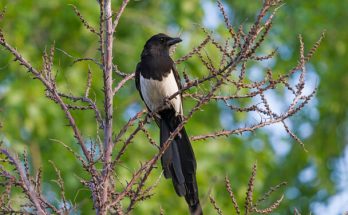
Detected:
left=210, top=164, right=286, bottom=215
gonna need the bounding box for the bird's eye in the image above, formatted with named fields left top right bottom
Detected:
left=160, top=38, right=165, bottom=42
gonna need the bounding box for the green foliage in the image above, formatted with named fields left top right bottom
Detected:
left=0, top=0, right=346, bottom=214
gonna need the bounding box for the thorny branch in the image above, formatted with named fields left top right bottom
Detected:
left=209, top=163, right=287, bottom=215
left=0, top=0, right=324, bottom=214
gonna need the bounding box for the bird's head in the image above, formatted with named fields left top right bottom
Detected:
left=142, top=33, right=182, bottom=57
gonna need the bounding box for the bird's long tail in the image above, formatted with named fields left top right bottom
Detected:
left=159, top=109, right=202, bottom=215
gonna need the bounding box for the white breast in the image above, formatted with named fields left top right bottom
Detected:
left=140, top=71, right=182, bottom=115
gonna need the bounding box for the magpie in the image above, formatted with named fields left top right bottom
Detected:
left=135, top=33, right=202, bottom=215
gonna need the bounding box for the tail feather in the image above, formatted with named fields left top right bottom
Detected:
left=160, top=119, right=186, bottom=195
left=177, top=127, right=202, bottom=215
left=159, top=109, right=202, bottom=215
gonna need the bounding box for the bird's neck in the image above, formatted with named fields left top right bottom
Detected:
left=142, top=48, right=170, bottom=58
left=140, top=54, right=173, bottom=80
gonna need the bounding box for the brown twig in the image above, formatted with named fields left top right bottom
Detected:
left=1, top=150, right=47, bottom=215
left=225, top=176, right=241, bottom=214
left=112, top=0, right=130, bottom=33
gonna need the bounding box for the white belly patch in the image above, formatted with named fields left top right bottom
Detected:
left=140, top=71, right=182, bottom=115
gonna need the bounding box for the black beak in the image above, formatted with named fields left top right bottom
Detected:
left=167, top=37, right=182, bottom=46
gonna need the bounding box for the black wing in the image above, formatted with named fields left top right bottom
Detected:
left=171, top=63, right=184, bottom=116
left=172, top=64, right=182, bottom=90
left=136, top=61, right=161, bottom=125
left=135, top=62, right=153, bottom=114
left=135, top=63, right=142, bottom=100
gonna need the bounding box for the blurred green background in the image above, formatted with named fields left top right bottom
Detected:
left=0, top=0, right=347, bottom=214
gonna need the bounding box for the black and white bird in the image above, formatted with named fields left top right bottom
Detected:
left=135, top=33, right=202, bottom=214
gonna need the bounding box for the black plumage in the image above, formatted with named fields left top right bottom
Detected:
left=135, top=33, right=202, bottom=215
